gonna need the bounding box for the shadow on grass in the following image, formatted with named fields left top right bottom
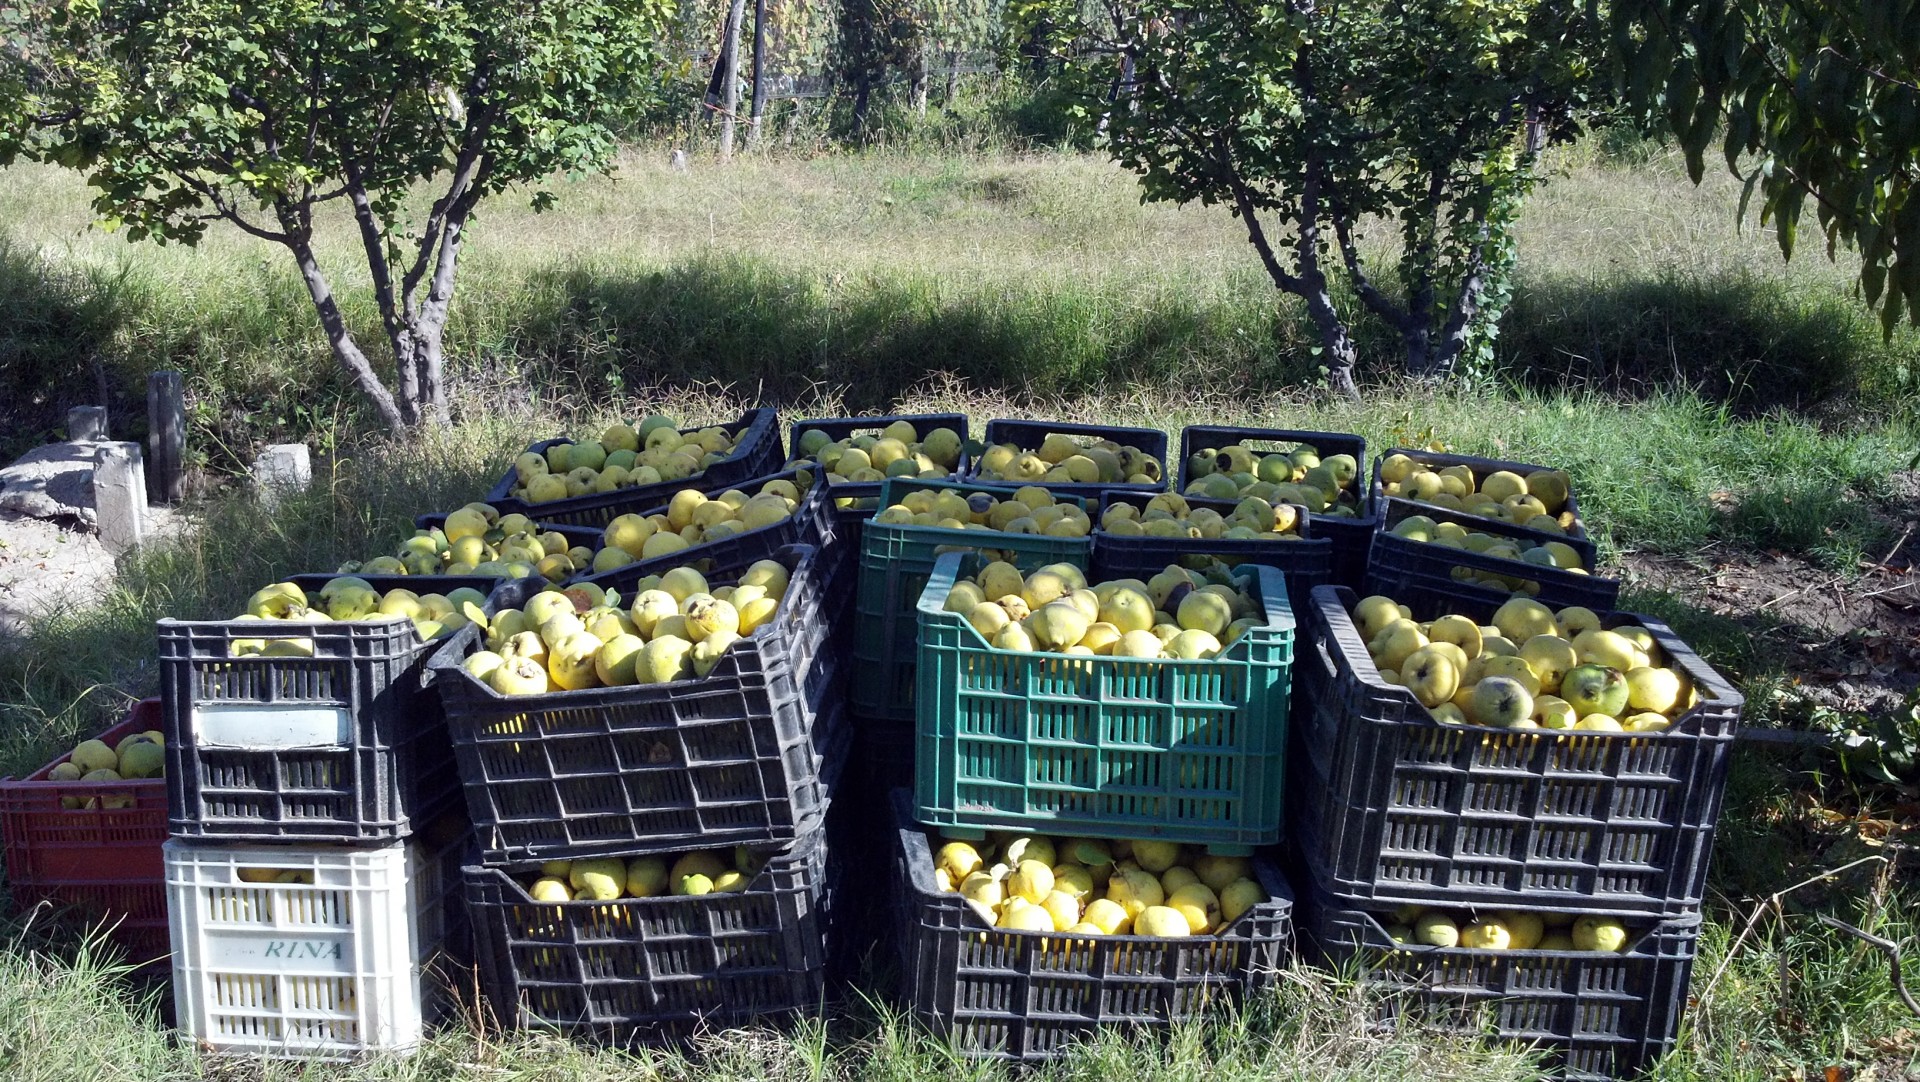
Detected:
left=517, top=254, right=1319, bottom=409
left=0, top=242, right=135, bottom=462
left=1500, top=269, right=1918, bottom=419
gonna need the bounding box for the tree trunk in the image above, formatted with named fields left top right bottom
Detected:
left=944, top=50, right=961, bottom=103
left=286, top=236, right=407, bottom=432
left=718, top=0, right=749, bottom=160
left=852, top=67, right=873, bottom=138
left=747, top=0, right=768, bottom=148
left=911, top=44, right=929, bottom=117
left=1302, top=278, right=1362, bottom=402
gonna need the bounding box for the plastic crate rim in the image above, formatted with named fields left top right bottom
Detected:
left=1309, top=583, right=1746, bottom=732
left=425, top=543, right=821, bottom=700
left=918, top=549, right=1296, bottom=649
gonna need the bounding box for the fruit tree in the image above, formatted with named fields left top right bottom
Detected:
left=0, top=0, right=673, bottom=434
left=1612, top=1, right=1920, bottom=334
left=1103, top=0, right=1606, bottom=397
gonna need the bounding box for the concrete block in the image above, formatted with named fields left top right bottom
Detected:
left=67, top=406, right=108, bottom=441
left=253, top=443, right=311, bottom=507
left=94, top=442, right=147, bottom=554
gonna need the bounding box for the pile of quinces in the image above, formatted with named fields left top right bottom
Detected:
left=949, top=561, right=1260, bottom=661
left=972, top=433, right=1164, bottom=487
left=1388, top=514, right=1593, bottom=597
left=1100, top=492, right=1305, bottom=541
left=933, top=832, right=1267, bottom=937
left=788, top=420, right=965, bottom=488
left=344, top=502, right=589, bottom=582
left=507, top=416, right=745, bottom=504
left=1381, top=905, right=1633, bottom=953
left=875, top=484, right=1092, bottom=539
left=1183, top=440, right=1364, bottom=519
left=463, top=559, right=791, bottom=695
left=1353, top=593, right=1701, bottom=732
left=49, top=730, right=164, bottom=809
left=517, top=849, right=763, bottom=901
left=232, top=577, right=490, bottom=656
left=590, top=477, right=807, bottom=576
left=1378, top=454, right=1579, bottom=534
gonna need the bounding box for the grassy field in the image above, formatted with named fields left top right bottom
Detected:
left=0, top=143, right=1915, bottom=1081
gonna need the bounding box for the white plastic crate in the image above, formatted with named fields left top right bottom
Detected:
left=165, top=838, right=440, bottom=1058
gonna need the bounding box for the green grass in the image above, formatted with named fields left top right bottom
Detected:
left=1, top=145, right=1914, bottom=463
left=0, top=144, right=1916, bottom=1080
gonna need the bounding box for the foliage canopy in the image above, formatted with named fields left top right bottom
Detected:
left=3, top=0, right=673, bottom=431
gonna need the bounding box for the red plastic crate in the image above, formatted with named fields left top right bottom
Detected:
left=0, top=699, right=170, bottom=965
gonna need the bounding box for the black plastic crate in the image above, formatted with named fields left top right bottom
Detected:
left=965, top=418, right=1169, bottom=499
left=426, top=546, right=845, bottom=865
left=787, top=412, right=973, bottom=510
left=562, top=468, right=832, bottom=594
left=1294, top=877, right=1698, bottom=1081
left=482, top=407, right=783, bottom=529
left=1090, top=489, right=1332, bottom=611
left=159, top=572, right=500, bottom=843
left=1291, top=584, right=1742, bottom=918
left=790, top=413, right=974, bottom=594
left=465, top=826, right=832, bottom=1046
left=1178, top=425, right=1377, bottom=588
left=888, top=790, right=1294, bottom=1062
left=1366, top=448, right=1589, bottom=542
left=1368, top=497, right=1619, bottom=613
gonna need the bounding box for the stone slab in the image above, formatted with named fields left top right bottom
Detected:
left=0, top=442, right=102, bottom=526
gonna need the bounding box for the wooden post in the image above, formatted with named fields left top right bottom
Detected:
left=747, top=0, right=768, bottom=148
left=147, top=370, right=184, bottom=504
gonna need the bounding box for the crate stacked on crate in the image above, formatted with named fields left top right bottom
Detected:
left=847, top=476, right=1099, bottom=776
left=888, top=548, right=1301, bottom=1061
left=559, top=467, right=834, bottom=594
left=484, top=407, right=783, bottom=528
left=1365, top=448, right=1617, bottom=610
left=965, top=418, right=1170, bottom=500
left=1091, top=488, right=1332, bottom=612
left=158, top=570, right=491, bottom=1058
left=1285, top=579, right=1745, bottom=1080
left=785, top=413, right=973, bottom=607
left=1178, top=425, right=1377, bottom=589
left=430, top=541, right=848, bottom=1045
left=0, top=698, right=172, bottom=967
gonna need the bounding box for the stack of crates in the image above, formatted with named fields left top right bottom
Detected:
left=434, top=541, right=847, bottom=1046
left=888, top=548, right=1301, bottom=1061
left=157, top=572, right=485, bottom=1058
left=847, top=474, right=1098, bottom=784
left=1288, top=448, right=1745, bottom=1079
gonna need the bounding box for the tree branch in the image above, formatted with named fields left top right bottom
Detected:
left=181, top=177, right=294, bottom=244
left=1215, top=137, right=1307, bottom=295
left=227, top=84, right=282, bottom=162
left=1333, top=212, right=1410, bottom=327
left=342, top=162, right=405, bottom=349
left=402, top=72, right=494, bottom=306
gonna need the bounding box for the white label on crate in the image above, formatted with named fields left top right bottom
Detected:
left=192, top=702, right=352, bottom=748
left=203, top=931, right=355, bottom=975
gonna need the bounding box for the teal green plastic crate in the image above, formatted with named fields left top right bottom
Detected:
left=850, top=478, right=1094, bottom=724
left=913, top=550, right=1296, bottom=853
